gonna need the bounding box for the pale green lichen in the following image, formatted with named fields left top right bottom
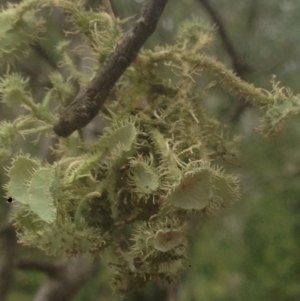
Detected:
left=1, top=2, right=299, bottom=295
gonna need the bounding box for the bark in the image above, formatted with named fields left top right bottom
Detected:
left=54, top=0, right=169, bottom=137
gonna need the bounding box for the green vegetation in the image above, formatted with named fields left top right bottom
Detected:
left=1, top=0, right=300, bottom=299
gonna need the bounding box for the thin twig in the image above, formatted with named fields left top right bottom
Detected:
left=197, top=0, right=250, bottom=75
left=54, top=0, right=169, bottom=137
left=197, top=0, right=252, bottom=122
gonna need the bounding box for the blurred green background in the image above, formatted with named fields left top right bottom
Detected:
left=1, top=0, right=300, bottom=300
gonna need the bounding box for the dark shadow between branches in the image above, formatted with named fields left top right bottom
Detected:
left=0, top=224, right=17, bottom=301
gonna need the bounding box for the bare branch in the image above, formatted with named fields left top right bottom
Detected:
left=197, top=0, right=252, bottom=122
left=54, top=0, right=169, bottom=137
left=32, top=257, right=95, bottom=301
left=197, top=0, right=250, bottom=75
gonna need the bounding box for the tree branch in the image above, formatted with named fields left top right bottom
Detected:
left=197, top=0, right=250, bottom=75
left=32, top=257, right=95, bottom=301
left=54, top=0, right=169, bottom=137
left=197, top=0, right=252, bottom=122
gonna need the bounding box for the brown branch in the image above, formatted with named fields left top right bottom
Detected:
left=32, top=257, right=95, bottom=301
left=54, top=0, right=169, bottom=137
left=197, top=0, right=250, bottom=75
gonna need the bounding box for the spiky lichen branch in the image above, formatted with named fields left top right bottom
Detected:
left=53, top=0, right=169, bottom=137
left=138, top=50, right=273, bottom=107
